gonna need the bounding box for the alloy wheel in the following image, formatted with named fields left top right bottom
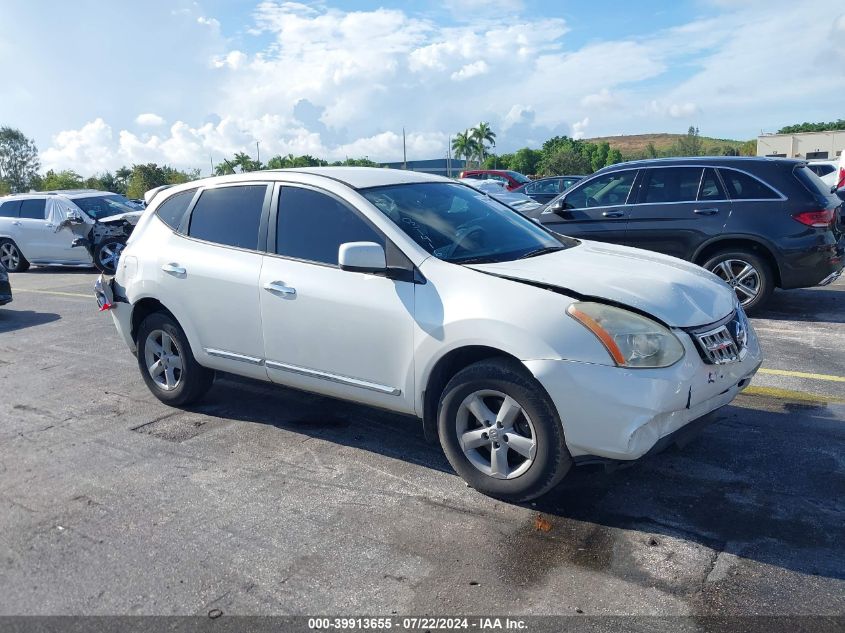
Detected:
left=144, top=329, right=184, bottom=391
left=455, top=389, right=537, bottom=480
left=710, top=258, right=760, bottom=307
left=0, top=243, right=20, bottom=270
left=98, top=241, right=125, bottom=273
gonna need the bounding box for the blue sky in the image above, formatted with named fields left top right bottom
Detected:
left=0, top=0, right=843, bottom=174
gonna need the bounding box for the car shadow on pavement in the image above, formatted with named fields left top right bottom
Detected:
left=0, top=309, right=61, bottom=333
left=755, top=285, right=845, bottom=323
left=196, top=377, right=844, bottom=582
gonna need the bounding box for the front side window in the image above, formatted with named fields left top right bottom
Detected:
left=156, top=188, right=197, bottom=230
left=563, top=170, right=637, bottom=209
left=188, top=185, right=266, bottom=249
left=529, top=179, right=561, bottom=194
left=640, top=168, right=703, bottom=204
left=71, top=194, right=140, bottom=220
left=720, top=169, right=780, bottom=200
left=361, top=182, right=565, bottom=264
left=276, top=187, right=383, bottom=265
left=19, top=198, right=46, bottom=219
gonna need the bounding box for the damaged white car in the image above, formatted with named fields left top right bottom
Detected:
left=0, top=190, right=142, bottom=273
left=96, top=168, right=762, bottom=502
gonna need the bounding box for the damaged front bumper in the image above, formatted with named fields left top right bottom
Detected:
left=523, top=325, right=762, bottom=462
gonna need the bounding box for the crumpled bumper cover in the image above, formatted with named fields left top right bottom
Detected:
left=524, top=328, right=762, bottom=461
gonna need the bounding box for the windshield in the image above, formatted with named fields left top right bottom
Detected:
left=361, top=182, right=566, bottom=264
left=70, top=194, right=141, bottom=220
left=507, top=171, right=531, bottom=185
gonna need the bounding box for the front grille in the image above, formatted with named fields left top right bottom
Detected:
left=688, top=309, right=749, bottom=365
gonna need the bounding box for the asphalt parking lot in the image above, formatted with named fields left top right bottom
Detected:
left=0, top=268, right=843, bottom=618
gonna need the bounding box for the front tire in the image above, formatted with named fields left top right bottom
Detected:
left=0, top=239, right=30, bottom=272
left=702, top=249, right=773, bottom=314
left=94, top=238, right=126, bottom=274
left=136, top=312, right=214, bottom=406
left=437, top=358, right=572, bottom=502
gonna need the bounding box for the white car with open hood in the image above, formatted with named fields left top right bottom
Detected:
left=96, top=167, right=762, bottom=501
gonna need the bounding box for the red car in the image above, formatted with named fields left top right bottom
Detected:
left=458, top=169, right=531, bottom=191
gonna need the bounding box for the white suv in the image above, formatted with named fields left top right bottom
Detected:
left=97, top=168, right=762, bottom=501
left=0, top=190, right=141, bottom=273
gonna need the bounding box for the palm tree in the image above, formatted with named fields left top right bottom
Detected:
left=471, top=122, right=496, bottom=165
left=451, top=131, right=475, bottom=167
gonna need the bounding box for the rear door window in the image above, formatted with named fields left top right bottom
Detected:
left=19, top=198, right=46, bottom=219
left=698, top=168, right=727, bottom=201
left=188, top=185, right=266, bottom=250
left=156, top=188, right=197, bottom=230
left=639, top=168, right=703, bottom=203
left=720, top=169, right=780, bottom=200
left=0, top=200, right=21, bottom=218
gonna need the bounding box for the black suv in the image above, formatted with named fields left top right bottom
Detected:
left=530, top=157, right=843, bottom=312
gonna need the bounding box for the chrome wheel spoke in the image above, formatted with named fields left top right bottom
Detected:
left=144, top=329, right=183, bottom=391
left=505, top=433, right=535, bottom=460
left=735, top=264, right=755, bottom=284
left=716, top=261, right=733, bottom=281
left=164, top=367, right=178, bottom=389
left=460, top=428, right=489, bottom=450
left=735, top=282, right=758, bottom=300
left=168, top=355, right=183, bottom=371
left=489, top=443, right=510, bottom=478
left=496, top=396, right=521, bottom=429
left=466, top=394, right=495, bottom=426
left=149, top=359, right=164, bottom=378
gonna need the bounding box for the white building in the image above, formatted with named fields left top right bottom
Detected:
left=757, top=130, right=845, bottom=160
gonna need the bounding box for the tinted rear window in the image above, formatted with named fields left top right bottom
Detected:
left=640, top=167, right=702, bottom=203
left=156, top=189, right=197, bottom=230
left=720, top=169, right=780, bottom=200
left=794, top=166, right=840, bottom=202
left=188, top=185, right=266, bottom=250
left=19, top=198, right=46, bottom=219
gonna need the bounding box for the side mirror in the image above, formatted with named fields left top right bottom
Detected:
left=545, top=197, right=569, bottom=216
left=338, top=241, right=386, bottom=273
left=66, top=209, right=84, bottom=224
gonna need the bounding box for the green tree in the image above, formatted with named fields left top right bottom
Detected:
left=126, top=163, right=198, bottom=198
left=591, top=142, right=610, bottom=172
left=509, top=148, right=542, bottom=175
left=738, top=140, right=757, bottom=156
left=471, top=122, right=496, bottom=164
left=645, top=142, right=659, bottom=159
left=777, top=119, right=845, bottom=134
left=40, top=169, right=84, bottom=190
left=451, top=131, right=477, bottom=166
left=673, top=126, right=703, bottom=156
left=605, top=148, right=623, bottom=166
left=0, top=127, right=40, bottom=192
left=115, top=166, right=131, bottom=193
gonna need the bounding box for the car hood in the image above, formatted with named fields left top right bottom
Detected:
left=99, top=210, right=143, bottom=225
left=466, top=240, right=736, bottom=327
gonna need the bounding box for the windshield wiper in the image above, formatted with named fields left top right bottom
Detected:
left=517, top=246, right=564, bottom=260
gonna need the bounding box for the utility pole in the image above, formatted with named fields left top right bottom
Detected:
left=402, top=127, right=407, bottom=170
left=210, top=156, right=214, bottom=176
left=447, top=136, right=451, bottom=178
left=255, top=141, right=260, bottom=167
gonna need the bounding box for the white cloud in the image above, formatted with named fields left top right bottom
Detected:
left=450, top=60, right=489, bottom=81
left=571, top=117, right=590, bottom=140
left=32, top=0, right=845, bottom=175
left=135, top=113, right=165, bottom=127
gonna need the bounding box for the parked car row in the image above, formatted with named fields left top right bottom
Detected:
left=96, top=166, right=763, bottom=502
left=527, top=157, right=843, bottom=312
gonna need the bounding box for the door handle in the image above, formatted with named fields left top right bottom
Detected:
left=162, top=263, right=186, bottom=276
left=264, top=281, right=297, bottom=297
left=602, top=210, right=626, bottom=218
left=693, top=208, right=720, bottom=216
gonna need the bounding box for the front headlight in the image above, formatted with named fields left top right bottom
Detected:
left=567, top=301, right=685, bottom=368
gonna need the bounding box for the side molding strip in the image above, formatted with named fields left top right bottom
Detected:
left=265, top=360, right=401, bottom=396
left=205, top=348, right=265, bottom=366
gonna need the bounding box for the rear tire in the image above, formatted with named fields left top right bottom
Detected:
left=0, top=239, right=30, bottom=272
left=136, top=312, right=214, bottom=406
left=702, top=249, right=774, bottom=314
left=437, top=357, right=572, bottom=502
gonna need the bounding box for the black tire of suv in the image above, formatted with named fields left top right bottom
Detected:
left=702, top=249, right=774, bottom=314
left=437, top=357, right=572, bottom=502
left=93, top=238, right=126, bottom=275
left=136, top=312, right=215, bottom=406
left=0, top=239, right=31, bottom=272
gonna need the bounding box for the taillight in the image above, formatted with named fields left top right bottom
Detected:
left=838, top=167, right=845, bottom=189
left=792, top=209, right=835, bottom=228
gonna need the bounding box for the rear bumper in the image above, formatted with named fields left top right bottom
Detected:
left=777, top=234, right=843, bottom=289
left=94, top=275, right=135, bottom=352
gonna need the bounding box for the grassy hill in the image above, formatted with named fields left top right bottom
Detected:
left=586, top=133, right=749, bottom=157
